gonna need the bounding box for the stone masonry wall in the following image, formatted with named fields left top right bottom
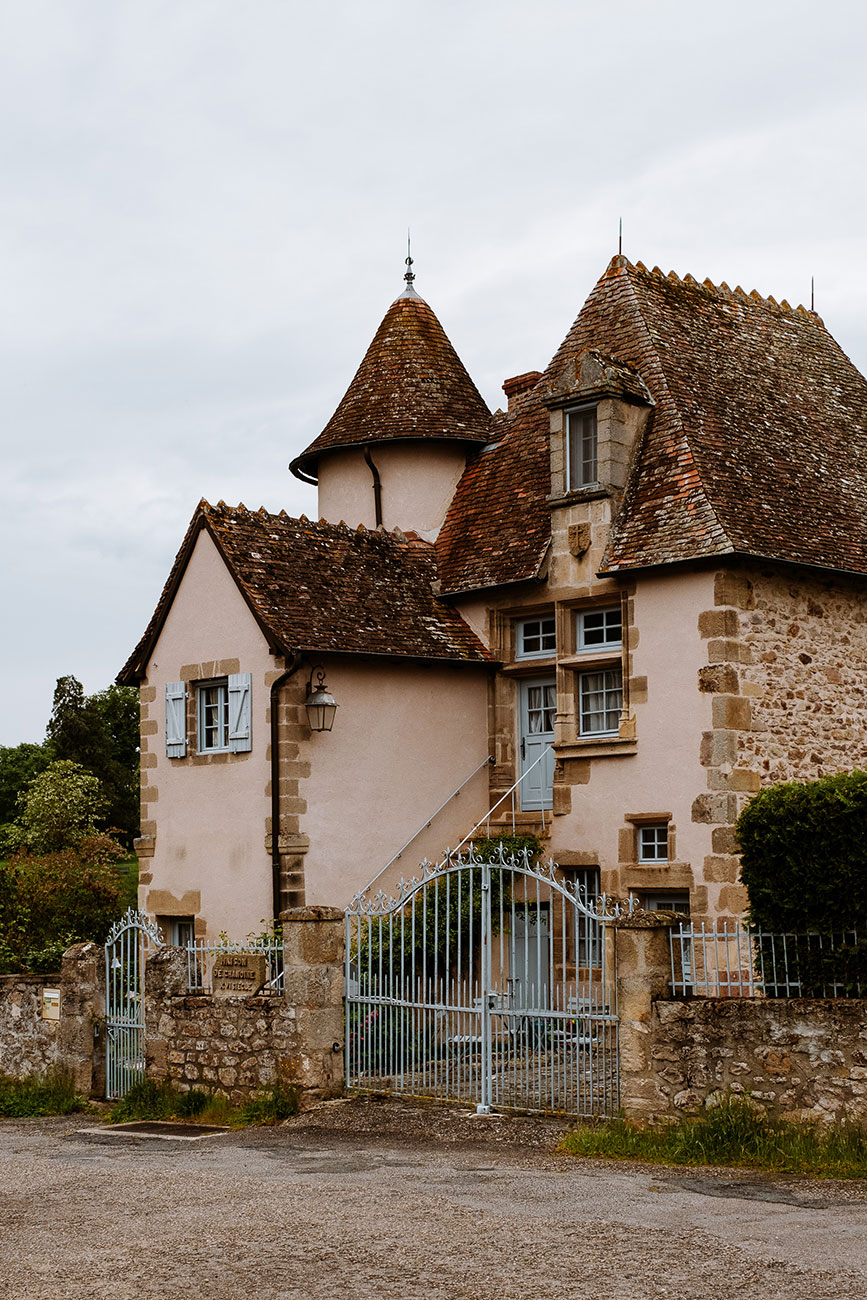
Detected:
left=695, top=564, right=867, bottom=919
left=646, top=998, right=867, bottom=1125
left=144, top=907, right=344, bottom=1106
left=0, top=974, right=59, bottom=1078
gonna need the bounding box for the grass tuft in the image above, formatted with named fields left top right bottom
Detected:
left=560, top=1096, right=867, bottom=1179
left=0, top=1069, right=89, bottom=1117
left=109, top=1075, right=299, bottom=1127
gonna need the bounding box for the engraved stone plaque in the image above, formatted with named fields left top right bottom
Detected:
left=212, top=953, right=267, bottom=998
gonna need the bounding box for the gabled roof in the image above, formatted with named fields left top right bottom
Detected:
left=439, top=254, right=867, bottom=592
left=117, top=502, right=494, bottom=684
left=436, top=383, right=552, bottom=595
left=290, top=286, right=492, bottom=481
left=554, top=256, right=867, bottom=575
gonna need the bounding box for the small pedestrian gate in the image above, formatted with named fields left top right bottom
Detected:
left=104, top=908, right=164, bottom=1099
left=345, top=848, right=623, bottom=1116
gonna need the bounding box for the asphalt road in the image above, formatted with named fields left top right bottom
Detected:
left=1, top=1099, right=866, bottom=1300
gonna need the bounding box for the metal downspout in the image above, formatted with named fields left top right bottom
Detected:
left=362, top=445, right=383, bottom=527
left=270, top=650, right=303, bottom=922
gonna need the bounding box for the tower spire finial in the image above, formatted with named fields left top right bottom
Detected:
left=404, top=228, right=415, bottom=287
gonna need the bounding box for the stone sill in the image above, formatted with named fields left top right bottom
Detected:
left=499, top=658, right=557, bottom=676
left=547, top=487, right=611, bottom=509
left=557, top=738, right=637, bottom=759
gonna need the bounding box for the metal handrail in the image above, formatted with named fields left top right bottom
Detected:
left=450, top=744, right=555, bottom=858
left=359, top=754, right=495, bottom=898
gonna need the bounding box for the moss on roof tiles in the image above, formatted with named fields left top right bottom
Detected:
left=118, top=502, right=493, bottom=684
left=291, top=290, right=492, bottom=480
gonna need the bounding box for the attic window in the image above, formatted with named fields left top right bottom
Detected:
left=567, top=406, right=598, bottom=489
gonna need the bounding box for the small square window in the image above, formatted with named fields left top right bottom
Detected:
left=578, top=666, right=622, bottom=735
left=567, top=406, right=598, bottom=489
left=638, top=824, right=669, bottom=863
left=577, top=606, right=622, bottom=651
left=517, top=616, right=556, bottom=660
left=198, top=680, right=229, bottom=752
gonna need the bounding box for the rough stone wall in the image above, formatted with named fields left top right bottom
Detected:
left=144, top=907, right=344, bottom=1106
left=738, top=567, right=867, bottom=783
left=0, top=975, right=59, bottom=1077
left=646, top=997, right=867, bottom=1125
left=695, top=564, right=867, bottom=919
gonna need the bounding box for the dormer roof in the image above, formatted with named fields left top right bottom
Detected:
left=290, top=287, right=492, bottom=482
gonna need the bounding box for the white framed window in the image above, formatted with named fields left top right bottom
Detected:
left=577, top=605, right=622, bottom=651
left=198, top=681, right=229, bottom=752
left=517, top=616, right=556, bottom=660
left=567, top=405, right=598, bottom=490
left=638, top=823, right=669, bottom=863
left=194, top=673, right=252, bottom=754
left=578, top=666, right=622, bottom=735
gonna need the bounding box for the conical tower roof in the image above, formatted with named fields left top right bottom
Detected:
left=291, top=283, right=492, bottom=481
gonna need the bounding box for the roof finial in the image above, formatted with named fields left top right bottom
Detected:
left=811, top=275, right=815, bottom=313
left=618, top=217, right=622, bottom=257
left=404, top=228, right=415, bottom=287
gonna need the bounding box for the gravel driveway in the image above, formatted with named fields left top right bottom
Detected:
left=1, top=1097, right=866, bottom=1300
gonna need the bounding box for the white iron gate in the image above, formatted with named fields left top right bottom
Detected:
left=104, top=908, right=163, bottom=1099
left=345, top=847, right=622, bottom=1116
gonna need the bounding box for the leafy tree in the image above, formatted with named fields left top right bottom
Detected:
left=4, top=760, right=106, bottom=856
left=46, top=676, right=139, bottom=847
left=0, top=742, right=52, bottom=827
left=0, top=834, right=127, bottom=973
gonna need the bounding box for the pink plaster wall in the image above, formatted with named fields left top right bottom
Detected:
left=300, top=658, right=491, bottom=905
left=546, top=569, right=714, bottom=892
left=141, top=530, right=275, bottom=939
left=316, top=444, right=469, bottom=540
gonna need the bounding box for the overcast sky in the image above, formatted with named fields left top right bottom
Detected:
left=2, top=0, right=867, bottom=744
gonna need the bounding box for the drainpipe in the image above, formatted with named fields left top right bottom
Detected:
left=270, top=650, right=303, bottom=922
left=362, top=445, right=383, bottom=527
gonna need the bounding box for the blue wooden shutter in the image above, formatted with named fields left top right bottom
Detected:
left=165, top=681, right=187, bottom=757
left=228, top=673, right=252, bottom=753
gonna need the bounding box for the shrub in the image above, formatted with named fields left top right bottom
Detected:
left=737, top=770, right=867, bottom=932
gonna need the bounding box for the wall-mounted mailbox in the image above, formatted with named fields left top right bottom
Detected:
left=42, top=988, right=60, bottom=1021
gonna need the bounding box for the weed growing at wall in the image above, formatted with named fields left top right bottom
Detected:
left=0, top=1069, right=89, bottom=1117
left=109, top=1076, right=299, bottom=1127
left=560, top=1096, right=867, bottom=1178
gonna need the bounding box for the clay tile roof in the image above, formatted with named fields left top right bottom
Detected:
left=543, top=255, right=867, bottom=576
left=291, top=287, right=492, bottom=481
left=117, top=502, right=493, bottom=684
left=437, top=381, right=552, bottom=594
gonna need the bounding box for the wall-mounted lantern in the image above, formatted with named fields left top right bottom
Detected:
left=305, top=666, right=338, bottom=732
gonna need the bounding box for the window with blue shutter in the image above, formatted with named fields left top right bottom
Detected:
left=165, top=681, right=187, bottom=757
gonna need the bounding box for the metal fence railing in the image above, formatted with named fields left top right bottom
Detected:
left=185, top=938, right=284, bottom=995
left=669, top=922, right=867, bottom=998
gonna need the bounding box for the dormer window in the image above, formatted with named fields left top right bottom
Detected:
left=567, top=406, right=598, bottom=489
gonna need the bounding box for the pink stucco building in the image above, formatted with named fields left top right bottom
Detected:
left=119, top=253, right=867, bottom=941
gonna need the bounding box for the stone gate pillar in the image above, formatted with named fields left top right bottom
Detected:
left=59, top=942, right=106, bottom=1098
left=612, top=911, right=678, bottom=1123
left=281, top=905, right=345, bottom=1100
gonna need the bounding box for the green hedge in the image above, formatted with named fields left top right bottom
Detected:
left=737, top=770, right=867, bottom=933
